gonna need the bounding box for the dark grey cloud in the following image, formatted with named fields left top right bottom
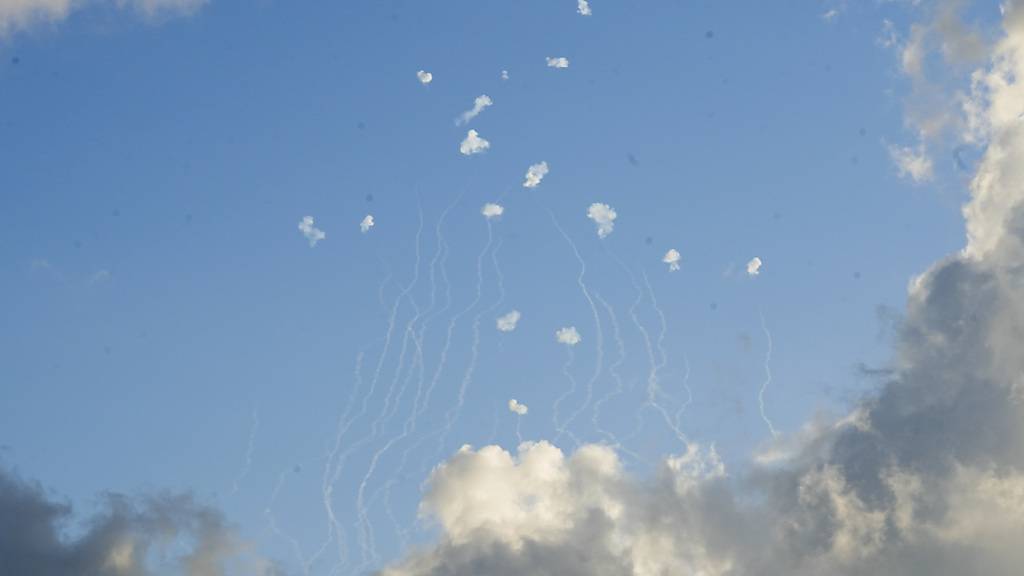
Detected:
left=0, top=467, right=284, bottom=576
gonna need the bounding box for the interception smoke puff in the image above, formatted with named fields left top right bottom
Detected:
left=460, top=130, right=490, bottom=155
left=747, top=256, right=763, bottom=276
left=416, top=70, right=433, bottom=85
left=577, top=0, right=592, bottom=16
left=298, top=216, right=325, bottom=247
left=481, top=203, right=504, bottom=219
left=523, top=161, right=549, bottom=188
left=555, top=326, right=581, bottom=346
left=546, top=56, right=570, bottom=68
left=508, top=399, right=528, bottom=416
left=663, top=249, right=681, bottom=271
left=360, top=215, right=374, bottom=233
left=587, top=203, right=617, bottom=238
left=496, top=310, right=521, bottom=332
left=888, top=143, right=934, bottom=182
left=501, top=70, right=510, bottom=81
left=456, top=95, right=493, bottom=125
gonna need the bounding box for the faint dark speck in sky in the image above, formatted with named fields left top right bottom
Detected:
left=10, top=56, right=19, bottom=65
left=357, top=121, right=366, bottom=130
left=627, top=153, right=639, bottom=166
left=709, top=302, right=718, bottom=311
left=705, top=30, right=715, bottom=39
left=645, top=236, right=653, bottom=246
left=859, top=127, right=867, bottom=137
left=112, top=208, right=120, bottom=217
left=365, top=193, right=374, bottom=203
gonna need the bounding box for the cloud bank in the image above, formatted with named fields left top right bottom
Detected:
left=0, top=0, right=206, bottom=36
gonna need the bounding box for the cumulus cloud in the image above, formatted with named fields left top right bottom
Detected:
left=523, top=161, right=549, bottom=188
left=416, top=70, right=433, bottom=85
left=746, top=256, right=762, bottom=276
left=546, top=56, right=570, bottom=68
left=381, top=5, right=1024, bottom=574
left=481, top=203, right=504, bottom=219
left=298, top=216, right=325, bottom=247
left=459, top=129, right=490, bottom=155
left=587, top=203, right=617, bottom=238
left=889, top=143, right=935, bottom=182
left=577, top=0, right=591, bottom=16
left=663, top=249, right=681, bottom=271
left=360, top=214, right=374, bottom=233
left=496, top=310, right=521, bottom=332
left=507, top=399, right=528, bottom=416
left=455, top=95, right=493, bottom=126
left=0, top=0, right=204, bottom=36
left=0, top=466, right=282, bottom=576
left=555, top=326, right=581, bottom=346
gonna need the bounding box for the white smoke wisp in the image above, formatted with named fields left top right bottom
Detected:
left=481, top=203, right=504, bottom=219
left=508, top=399, right=528, bottom=416
left=455, top=94, right=493, bottom=126
left=577, top=0, right=592, bottom=17
left=546, top=56, right=570, bottom=68
left=496, top=310, right=521, bottom=332
left=459, top=130, right=490, bottom=155
left=746, top=256, right=762, bottom=276
left=555, top=326, right=582, bottom=346
left=298, top=216, right=326, bottom=247
left=587, top=203, right=617, bottom=238
left=523, top=161, right=549, bottom=188
left=361, top=214, right=375, bottom=233
left=416, top=70, right=432, bottom=85
left=663, top=249, right=681, bottom=271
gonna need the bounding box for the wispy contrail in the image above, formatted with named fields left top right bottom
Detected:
left=228, top=407, right=259, bottom=497
left=758, top=311, right=780, bottom=438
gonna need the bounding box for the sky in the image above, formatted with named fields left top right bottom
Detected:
left=1, top=0, right=1023, bottom=575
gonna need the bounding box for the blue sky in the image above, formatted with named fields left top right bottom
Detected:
left=0, top=1, right=999, bottom=574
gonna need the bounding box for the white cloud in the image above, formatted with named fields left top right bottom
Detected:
left=416, top=70, right=433, bottom=85
left=481, top=203, right=504, bottom=219
left=455, top=94, right=493, bottom=126
left=459, top=129, right=490, bottom=155
left=587, top=203, right=617, bottom=238
left=298, top=216, right=325, bottom=247
left=507, top=399, right=528, bottom=416
left=577, top=0, right=591, bottom=16
left=821, top=9, right=839, bottom=22
left=555, top=326, right=581, bottom=346
left=888, top=143, right=934, bottom=182
left=360, top=214, right=374, bottom=233
left=663, top=249, right=681, bottom=271
left=0, top=0, right=203, bottom=36
left=496, top=310, right=521, bottom=332
left=523, top=161, right=549, bottom=188
left=501, top=70, right=510, bottom=81
left=546, top=56, right=570, bottom=69
left=746, top=256, right=762, bottom=276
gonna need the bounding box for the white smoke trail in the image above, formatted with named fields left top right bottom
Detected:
left=591, top=292, right=625, bottom=442
left=673, top=355, right=693, bottom=433
left=547, top=209, right=604, bottom=444
left=640, top=268, right=689, bottom=445
left=758, top=311, right=780, bottom=438
left=228, top=407, right=259, bottom=497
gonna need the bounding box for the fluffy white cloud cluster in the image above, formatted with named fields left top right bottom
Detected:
left=555, top=326, right=581, bottom=346
left=459, top=130, right=490, bottom=155
left=496, top=310, right=520, bottom=332
left=298, top=216, right=325, bottom=247
left=522, top=161, right=549, bottom=188
left=417, top=70, right=433, bottom=85
left=577, top=0, right=592, bottom=16
left=889, top=143, right=934, bottom=182
left=360, top=214, right=374, bottom=233
left=507, top=399, right=528, bottom=416
left=546, top=56, right=570, bottom=68
left=587, top=203, right=617, bottom=238
left=456, top=95, right=493, bottom=125
left=663, top=249, right=681, bottom=271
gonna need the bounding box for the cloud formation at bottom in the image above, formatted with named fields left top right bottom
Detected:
left=0, top=467, right=282, bottom=575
